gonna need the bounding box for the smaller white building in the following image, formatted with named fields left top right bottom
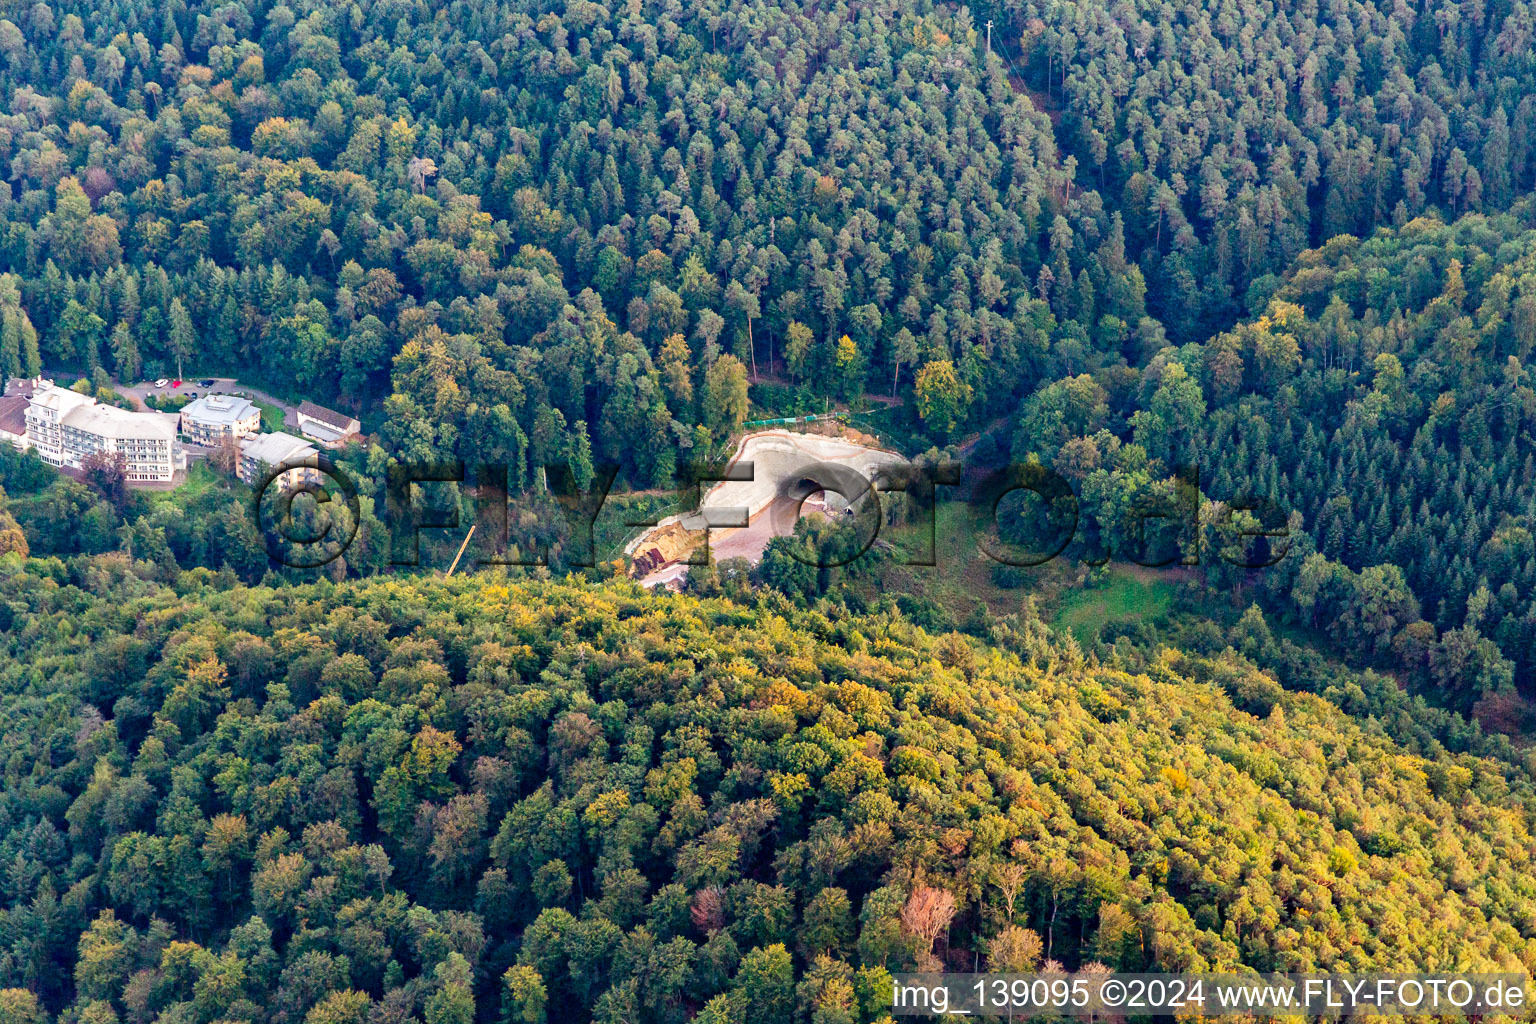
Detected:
left=181, top=394, right=260, bottom=445
left=296, top=401, right=361, bottom=448
left=240, top=432, right=320, bottom=491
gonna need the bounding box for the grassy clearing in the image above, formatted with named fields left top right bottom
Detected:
left=871, top=497, right=1077, bottom=621
left=253, top=399, right=288, bottom=432
left=161, top=461, right=224, bottom=499
left=1052, top=565, right=1178, bottom=640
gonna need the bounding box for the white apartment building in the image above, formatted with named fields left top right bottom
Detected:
left=21, top=381, right=183, bottom=483
left=180, top=394, right=261, bottom=445
left=239, top=431, right=321, bottom=491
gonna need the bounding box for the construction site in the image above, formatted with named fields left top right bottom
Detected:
left=625, top=426, right=906, bottom=589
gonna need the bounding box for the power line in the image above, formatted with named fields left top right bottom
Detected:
left=991, top=31, right=1028, bottom=85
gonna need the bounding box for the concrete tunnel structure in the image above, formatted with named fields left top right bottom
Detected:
left=625, top=429, right=908, bottom=581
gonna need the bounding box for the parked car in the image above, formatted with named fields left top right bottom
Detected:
left=154, top=379, right=168, bottom=388
left=199, top=378, right=216, bottom=387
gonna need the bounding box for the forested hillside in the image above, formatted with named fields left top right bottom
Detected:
left=4, top=0, right=1536, bottom=1017
left=0, top=0, right=1534, bottom=702
left=1012, top=210, right=1536, bottom=710
left=1, top=565, right=1535, bottom=1024
left=1217, top=214, right=1536, bottom=701
left=0, top=0, right=1142, bottom=486
left=996, top=0, right=1536, bottom=340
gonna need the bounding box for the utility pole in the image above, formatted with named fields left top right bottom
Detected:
left=986, top=20, right=993, bottom=53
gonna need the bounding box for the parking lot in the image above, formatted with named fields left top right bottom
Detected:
left=115, top=376, right=302, bottom=432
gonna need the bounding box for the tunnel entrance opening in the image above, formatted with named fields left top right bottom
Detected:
left=789, top=476, right=828, bottom=498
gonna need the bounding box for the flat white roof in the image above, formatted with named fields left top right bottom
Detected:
left=183, top=394, right=258, bottom=425
left=241, top=431, right=316, bottom=465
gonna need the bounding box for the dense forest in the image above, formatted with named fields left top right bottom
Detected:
left=1013, top=209, right=1536, bottom=710
left=0, top=0, right=1116, bottom=486
left=0, top=0, right=1529, bottom=690
left=995, top=0, right=1536, bottom=340
left=4, top=0, right=1536, bottom=1018
left=1, top=567, right=1535, bottom=1024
